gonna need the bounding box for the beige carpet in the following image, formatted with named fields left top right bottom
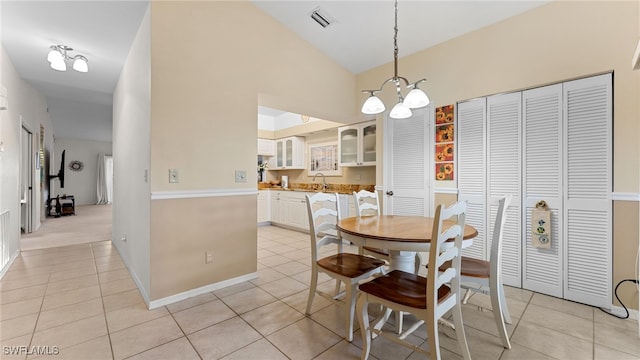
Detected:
left=20, top=204, right=112, bottom=251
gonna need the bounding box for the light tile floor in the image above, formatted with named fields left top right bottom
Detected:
left=1, top=225, right=639, bottom=359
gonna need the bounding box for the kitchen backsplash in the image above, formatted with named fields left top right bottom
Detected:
left=258, top=182, right=375, bottom=195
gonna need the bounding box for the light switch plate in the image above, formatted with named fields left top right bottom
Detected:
left=235, top=170, right=247, bottom=183
left=169, top=168, right=179, bottom=183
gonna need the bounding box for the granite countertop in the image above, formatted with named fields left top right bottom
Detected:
left=258, top=182, right=375, bottom=195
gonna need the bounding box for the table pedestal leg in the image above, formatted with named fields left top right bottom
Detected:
left=388, top=251, right=418, bottom=273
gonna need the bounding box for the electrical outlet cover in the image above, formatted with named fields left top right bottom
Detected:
left=235, top=170, right=247, bottom=183
left=169, top=169, right=179, bottom=183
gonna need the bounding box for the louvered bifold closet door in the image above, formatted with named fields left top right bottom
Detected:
left=384, top=107, right=432, bottom=216
left=563, top=74, right=612, bottom=308
left=487, top=93, right=521, bottom=287
left=522, top=84, right=563, bottom=297
left=457, top=99, right=487, bottom=260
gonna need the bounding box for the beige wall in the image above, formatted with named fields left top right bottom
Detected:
left=0, top=45, right=54, bottom=274
left=151, top=1, right=356, bottom=192
left=360, top=1, right=640, bottom=309
left=148, top=1, right=358, bottom=300
left=613, top=201, right=639, bottom=308
left=112, top=6, right=151, bottom=298
left=150, top=195, right=257, bottom=299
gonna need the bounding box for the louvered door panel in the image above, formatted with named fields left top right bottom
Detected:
left=522, top=84, right=563, bottom=297
left=487, top=93, right=521, bottom=286
left=384, top=107, right=432, bottom=216
left=524, top=205, right=562, bottom=289
left=457, top=99, right=486, bottom=260
left=563, top=74, right=612, bottom=308
left=463, top=202, right=485, bottom=259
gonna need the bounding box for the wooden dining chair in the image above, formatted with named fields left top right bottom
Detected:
left=305, top=192, right=386, bottom=342
left=353, top=190, right=389, bottom=261
left=440, top=195, right=513, bottom=349
left=356, top=201, right=471, bottom=360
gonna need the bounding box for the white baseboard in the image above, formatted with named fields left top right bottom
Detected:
left=0, top=250, right=20, bottom=279
left=148, top=272, right=258, bottom=309
left=111, top=240, right=258, bottom=310
left=111, top=241, right=152, bottom=306
left=609, top=304, right=639, bottom=321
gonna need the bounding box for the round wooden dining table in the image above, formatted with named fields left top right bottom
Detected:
left=337, top=215, right=478, bottom=273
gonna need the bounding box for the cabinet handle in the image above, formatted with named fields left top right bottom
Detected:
left=386, top=191, right=394, bottom=196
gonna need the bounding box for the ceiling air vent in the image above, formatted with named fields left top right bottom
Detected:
left=310, top=7, right=334, bottom=28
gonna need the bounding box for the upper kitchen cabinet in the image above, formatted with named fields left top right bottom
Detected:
left=257, top=138, right=275, bottom=156
left=338, top=121, right=376, bottom=167
left=271, top=136, right=305, bottom=170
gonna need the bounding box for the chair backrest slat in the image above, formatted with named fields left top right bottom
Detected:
left=427, top=201, right=467, bottom=310
left=353, top=190, right=380, bottom=217
left=306, top=192, right=342, bottom=261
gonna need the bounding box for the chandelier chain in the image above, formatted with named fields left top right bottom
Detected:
left=393, top=0, right=399, bottom=80
left=359, top=0, right=429, bottom=118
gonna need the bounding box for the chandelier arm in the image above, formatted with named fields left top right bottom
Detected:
left=359, top=0, right=429, bottom=116
left=71, top=55, right=88, bottom=62
left=408, top=78, right=427, bottom=89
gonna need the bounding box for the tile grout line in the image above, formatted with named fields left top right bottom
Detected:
left=22, top=264, right=51, bottom=360
left=165, top=302, right=204, bottom=360
left=92, top=242, right=116, bottom=360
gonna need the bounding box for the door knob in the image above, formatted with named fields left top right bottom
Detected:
left=386, top=191, right=394, bottom=196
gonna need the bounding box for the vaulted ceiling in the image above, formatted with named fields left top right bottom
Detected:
left=1, top=1, right=549, bottom=141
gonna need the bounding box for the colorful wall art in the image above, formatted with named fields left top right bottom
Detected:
left=435, top=105, right=455, bottom=181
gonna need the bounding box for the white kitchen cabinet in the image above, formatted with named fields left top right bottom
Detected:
left=270, top=191, right=283, bottom=224
left=257, top=138, right=275, bottom=156
left=269, top=190, right=354, bottom=231
left=338, top=121, right=376, bottom=167
left=284, top=193, right=309, bottom=230
left=269, top=190, right=312, bottom=231
left=257, top=190, right=270, bottom=223
left=271, top=136, right=305, bottom=170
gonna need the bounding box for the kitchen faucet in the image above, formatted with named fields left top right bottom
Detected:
left=312, top=172, right=328, bottom=190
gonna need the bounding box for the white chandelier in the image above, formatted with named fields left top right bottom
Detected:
left=360, top=0, right=429, bottom=119
left=47, top=45, right=89, bottom=73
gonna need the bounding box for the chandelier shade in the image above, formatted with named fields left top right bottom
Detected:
left=390, top=101, right=412, bottom=119
left=47, top=45, right=89, bottom=73
left=361, top=93, right=386, bottom=114
left=72, top=57, right=89, bottom=72
left=360, top=0, right=429, bottom=119
left=403, top=82, right=430, bottom=109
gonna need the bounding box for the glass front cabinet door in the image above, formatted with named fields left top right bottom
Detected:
left=276, top=141, right=284, bottom=168
left=285, top=138, right=293, bottom=167
left=338, top=121, right=376, bottom=167
left=271, top=136, right=305, bottom=170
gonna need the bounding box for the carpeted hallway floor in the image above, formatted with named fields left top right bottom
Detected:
left=20, top=205, right=112, bottom=251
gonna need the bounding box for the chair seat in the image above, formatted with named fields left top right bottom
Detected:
left=440, top=256, right=490, bottom=278
left=318, top=253, right=386, bottom=278
left=358, top=270, right=451, bottom=309
left=362, top=246, right=389, bottom=257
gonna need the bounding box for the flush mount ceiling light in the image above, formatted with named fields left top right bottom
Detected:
left=361, top=0, right=429, bottom=119
left=47, top=45, right=89, bottom=73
